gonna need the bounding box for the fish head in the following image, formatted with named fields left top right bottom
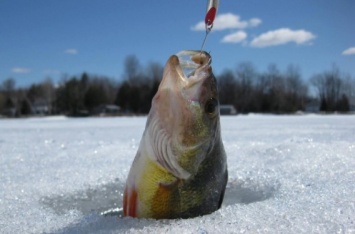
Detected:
left=149, top=50, right=220, bottom=178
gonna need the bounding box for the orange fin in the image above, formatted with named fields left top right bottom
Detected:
left=123, top=188, right=138, bottom=217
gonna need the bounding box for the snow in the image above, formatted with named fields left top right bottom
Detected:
left=1, top=115, right=354, bottom=233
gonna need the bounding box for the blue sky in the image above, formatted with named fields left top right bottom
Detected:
left=1, top=0, right=355, bottom=87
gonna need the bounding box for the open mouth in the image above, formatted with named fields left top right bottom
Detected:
left=176, top=51, right=211, bottom=81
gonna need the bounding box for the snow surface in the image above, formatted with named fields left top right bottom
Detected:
left=1, top=115, right=354, bottom=233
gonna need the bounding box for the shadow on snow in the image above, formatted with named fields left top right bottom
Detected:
left=41, top=177, right=279, bottom=233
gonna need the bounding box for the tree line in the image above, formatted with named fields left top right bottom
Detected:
left=218, top=63, right=354, bottom=113
left=0, top=56, right=354, bottom=117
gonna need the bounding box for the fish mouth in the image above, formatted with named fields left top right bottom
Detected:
left=172, top=50, right=212, bottom=87
left=176, top=50, right=211, bottom=77
left=159, top=50, right=212, bottom=91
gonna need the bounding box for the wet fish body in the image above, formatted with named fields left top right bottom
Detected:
left=123, top=51, right=227, bottom=219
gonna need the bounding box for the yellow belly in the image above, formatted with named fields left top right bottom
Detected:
left=137, top=157, right=180, bottom=218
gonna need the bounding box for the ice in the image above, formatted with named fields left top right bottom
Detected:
left=1, top=115, right=354, bottom=233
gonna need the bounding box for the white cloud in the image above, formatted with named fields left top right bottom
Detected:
left=250, top=28, right=316, bottom=48
left=342, top=47, right=355, bottom=55
left=221, top=31, right=247, bottom=43
left=249, top=18, right=262, bottom=27
left=191, top=13, right=262, bottom=31
left=64, top=49, right=78, bottom=55
left=191, top=21, right=207, bottom=31
left=12, top=67, right=31, bottom=74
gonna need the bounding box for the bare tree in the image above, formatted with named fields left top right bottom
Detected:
left=1, top=78, right=17, bottom=116
left=262, top=64, right=286, bottom=112
left=218, top=69, right=237, bottom=107
left=146, top=62, right=164, bottom=107
left=1, top=78, right=16, bottom=98
left=341, top=74, right=355, bottom=100
left=0, top=92, right=4, bottom=113
left=124, top=55, right=142, bottom=84
left=285, top=65, right=308, bottom=111
left=235, top=62, right=258, bottom=113
left=311, top=65, right=344, bottom=111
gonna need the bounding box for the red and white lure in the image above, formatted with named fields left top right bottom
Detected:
left=200, top=0, right=219, bottom=52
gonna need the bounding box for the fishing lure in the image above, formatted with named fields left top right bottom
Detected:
left=200, top=0, right=219, bottom=52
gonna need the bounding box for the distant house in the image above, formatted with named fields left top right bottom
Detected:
left=305, top=99, right=320, bottom=113
left=2, top=107, right=17, bottom=117
left=219, top=105, right=237, bottom=115
left=92, top=104, right=121, bottom=116
left=31, top=99, right=51, bottom=115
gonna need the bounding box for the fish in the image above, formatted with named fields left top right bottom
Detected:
left=123, top=50, right=228, bottom=219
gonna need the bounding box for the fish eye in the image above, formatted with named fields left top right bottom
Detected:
left=205, top=98, right=218, bottom=117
